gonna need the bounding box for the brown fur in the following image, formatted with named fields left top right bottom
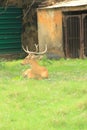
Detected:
left=22, top=55, right=48, bottom=79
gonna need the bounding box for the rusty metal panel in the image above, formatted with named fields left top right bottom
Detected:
left=37, top=9, right=64, bottom=57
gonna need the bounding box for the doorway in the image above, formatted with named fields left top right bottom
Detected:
left=63, top=11, right=87, bottom=58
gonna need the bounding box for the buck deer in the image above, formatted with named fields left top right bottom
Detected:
left=21, top=44, right=48, bottom=79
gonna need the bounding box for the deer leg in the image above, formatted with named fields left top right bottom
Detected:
left=41, top=71, right=48, bottom=79
left=23, top=69, right=35, bottom=79
left=23, top=69, right=31, bottom=77
left=27, top=72, right=35, bottom=79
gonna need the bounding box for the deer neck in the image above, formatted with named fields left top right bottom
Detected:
left=29, top=59, right=40, bottom=68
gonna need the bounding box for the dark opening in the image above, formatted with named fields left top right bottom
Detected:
left=63, top=10, right=87, bottom=58
left=83, top=15, right=87, bottom=56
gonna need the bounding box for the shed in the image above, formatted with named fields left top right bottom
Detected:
left=37, top=0, right=87, bottom=58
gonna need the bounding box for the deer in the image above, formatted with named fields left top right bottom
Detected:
left=21, top=44, right=48, bottom=79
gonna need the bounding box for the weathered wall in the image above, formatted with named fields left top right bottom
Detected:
left=6, top=0, right=67, bottom=53
left=0, top=0, right=80, bottom=58
left=37, top=8, right=64, bottom=57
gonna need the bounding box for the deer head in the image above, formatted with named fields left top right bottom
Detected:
left=21, top=44, right=47, bottom=65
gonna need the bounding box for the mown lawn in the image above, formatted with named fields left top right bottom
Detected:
left=0, top=58, right=87, bottom=130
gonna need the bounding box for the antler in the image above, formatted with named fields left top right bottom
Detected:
left=35, top=44, right=39, bottom=52
left=22, top=44, right=47, bottom=55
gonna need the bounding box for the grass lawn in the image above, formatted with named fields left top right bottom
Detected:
left=0, top=58, right=87, bottom=130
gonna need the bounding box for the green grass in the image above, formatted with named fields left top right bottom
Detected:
left=0, top=58, right=87, bottom=130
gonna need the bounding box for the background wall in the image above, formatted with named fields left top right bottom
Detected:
left=0, top=0, right=70, bottom=55
left=37, top=9, right=64, bottom=57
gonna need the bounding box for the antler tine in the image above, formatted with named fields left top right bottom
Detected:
left=35, top=44, right=39, bottom=52
left=22, top=45, right=29, bottom=54
left=26, top=46, right=30, bottom=54
left=33, top=44, right=47, bottom=55
left=25, top=46, right=38, bottom=54
left=22, top=45, right=36, bottom=54
left=34, top=44, right=47, bottom=55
